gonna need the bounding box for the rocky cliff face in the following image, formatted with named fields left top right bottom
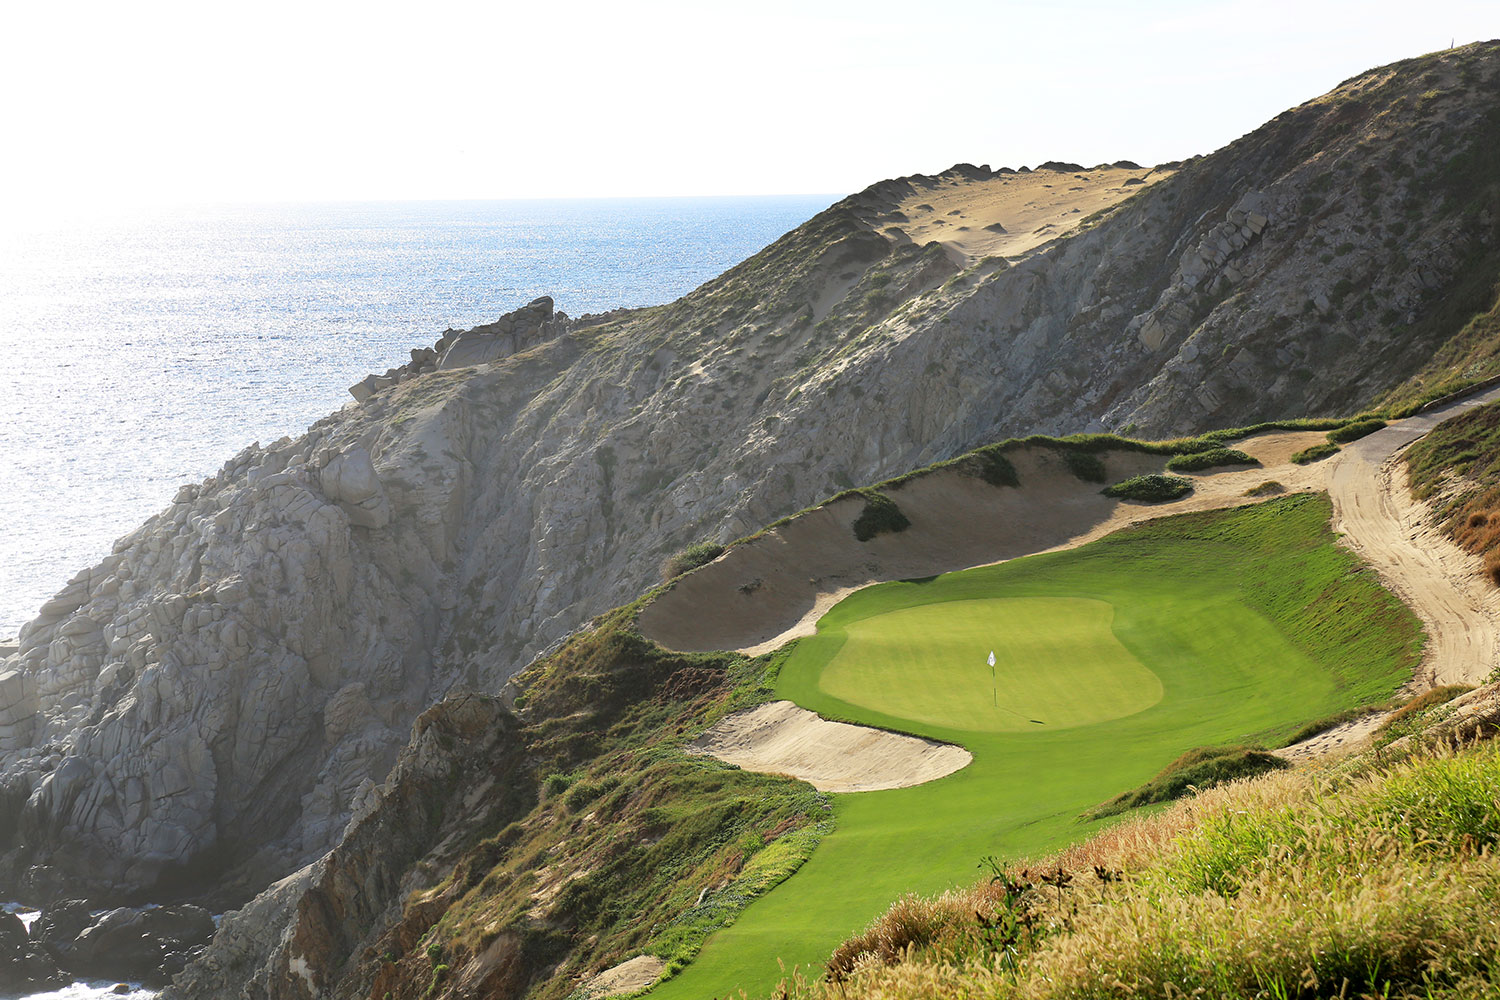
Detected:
left=1, top=42, right=1499, bottom=910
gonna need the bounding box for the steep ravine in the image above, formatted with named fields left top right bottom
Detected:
left=1, top=41, right=1499, bottom=929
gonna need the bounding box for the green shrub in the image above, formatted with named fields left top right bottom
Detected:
left=850, top=490, right=911, bottom=542
left=1165, top=448, right=1260, bottom=473
left=1102, top=474, right=1193, bottom=502
left=1063, top=451, right=1107, bottom=483
left=1326, top=417, right=1387, bottom=443
left=1290, top=442, right=1340, bottom=464
left=1244, top=480, right=1285, bottom=497
left=662, top=541, right=725, bottom=580
left=962, top=446, right=1020, bottom=487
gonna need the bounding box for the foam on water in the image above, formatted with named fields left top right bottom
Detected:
left=0, top=196, right=835, bottom=634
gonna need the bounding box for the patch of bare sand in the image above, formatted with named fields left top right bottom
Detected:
left=585, top=955, right=666, bottom=997
left=638, top=431, right=1330, bottom=657
left=881, top=166, right=1173, bottom=264
left=688, top=701, right=971, bottom=793
left=1274, top=712, right=1387, bottom=763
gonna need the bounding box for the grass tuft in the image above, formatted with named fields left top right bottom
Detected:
left=1061, top=451, right=1106, bottom=483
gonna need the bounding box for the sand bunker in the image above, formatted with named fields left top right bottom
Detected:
left=689, top=701, right=971, bottom=793
left=881, top=166, right=1173, bottom=264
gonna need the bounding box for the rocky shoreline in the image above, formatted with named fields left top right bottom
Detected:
left=1, top=900, right=214, bottom=994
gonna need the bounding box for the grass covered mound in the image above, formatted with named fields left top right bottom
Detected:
left=652, top=494, right=1421, bottom=1000
left=1083, top=744, right=1289, bottom=819
left=1164, top=447, right=1259, bottom=472
left=1102, top=473, right=1193, bottom=502
left=794, top=737, right=1500, bottom=1000
left=1292, top=442, right=1340, bottom=464
left=1326, top=416, right=1387, bottom=443
left=1406, top=398, right=1500, bottom=584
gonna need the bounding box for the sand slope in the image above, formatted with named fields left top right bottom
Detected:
left=879, top=166, right=1173, bottom=265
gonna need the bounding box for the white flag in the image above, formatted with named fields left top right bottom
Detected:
left=988, top=650, right=996, bottom=667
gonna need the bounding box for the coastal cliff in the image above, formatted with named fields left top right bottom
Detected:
left=1, top=40, right=1498, bottom=936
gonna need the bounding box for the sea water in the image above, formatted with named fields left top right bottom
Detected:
left=0, top=195, right=836, bottom=636
left=0, top=195, right=835, bottom=998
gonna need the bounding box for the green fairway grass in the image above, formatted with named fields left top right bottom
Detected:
left=649, top=495, right=1421, bottom=1000
left=822, top=597, right=1163, bottom=731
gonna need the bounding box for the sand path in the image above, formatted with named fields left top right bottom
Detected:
left=1327, top=388, right=1500, bottom=690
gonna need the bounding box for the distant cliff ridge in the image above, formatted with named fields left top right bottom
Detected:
left=2, top=41, right=1499, bottom=912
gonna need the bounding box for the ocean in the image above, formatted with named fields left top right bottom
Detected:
left=0, top=195, right=837, bottom=638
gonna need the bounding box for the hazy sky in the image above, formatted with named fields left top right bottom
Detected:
left=1, top=0, right=1494, bottom=213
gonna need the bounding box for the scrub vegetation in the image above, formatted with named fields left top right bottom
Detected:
left=1406, top=398, right=1500, bottom=583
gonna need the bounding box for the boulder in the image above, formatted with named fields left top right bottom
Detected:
left=33, top=898, right=93, bottom=957
left=0, top=911, right=70, bottom=993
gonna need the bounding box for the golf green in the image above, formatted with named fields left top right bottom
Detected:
left=649, top=495, right=1420, bottom=1000
left=821, top=597, right=1163, bottom=731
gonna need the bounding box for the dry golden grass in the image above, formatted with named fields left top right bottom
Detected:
left=787, top=731, right=1500, bottom=1000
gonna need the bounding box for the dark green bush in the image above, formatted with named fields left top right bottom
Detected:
left=964, top=446, right=1020, bottom=487
left=1063, top=451, right=1107, bottom=483
left=1165, top=448, right=1260, bottom=473
left=1102, top=474, right=1193, bottom=502
left=851, top=490, right=912, bottom=541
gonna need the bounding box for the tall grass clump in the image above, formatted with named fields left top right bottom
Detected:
left=662, top=541, right=725, bottom=580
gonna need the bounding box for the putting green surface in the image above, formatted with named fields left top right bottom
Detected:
left=650, top=495, right=1421, bottom=1000
left=822, top=597, right=1163, bottom=731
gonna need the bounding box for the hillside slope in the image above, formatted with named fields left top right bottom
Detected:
left=2, top=42, right=1500, bottom=910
